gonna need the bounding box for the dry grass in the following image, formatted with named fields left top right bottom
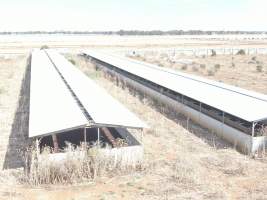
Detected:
left=256, top=65, right=263, bottom=72
left=24, top=142, right=143, bottom=186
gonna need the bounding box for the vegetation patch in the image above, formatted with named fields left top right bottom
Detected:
left=207, top=69, right=215, bottom=76
left=214, top=64, right=221, bottom=71
left=256, top=65, right=263, bottom=72
left=200, top=64, right=206, bottom=69
left=236, top=49, right=246, bottom=55
left=181, top=64, right=188, bottom=70
left=211, top=49, right=216, bottom=57
left=23, top=142, right=143, bottom=185
left=40, top=45, right=49, bottom=50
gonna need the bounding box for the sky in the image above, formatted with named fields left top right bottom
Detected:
left=0, top=0, right=266, bottom=31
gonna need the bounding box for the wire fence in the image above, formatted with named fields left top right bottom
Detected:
left=120, top=47, right=267, bottom=57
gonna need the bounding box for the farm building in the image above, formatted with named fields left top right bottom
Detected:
left=83, top=50, right=267, bottom=153
left=29, top=50, right=146, bottom=158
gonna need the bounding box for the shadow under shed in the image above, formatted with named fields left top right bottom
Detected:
left=3, top=56, right=31, bottom=169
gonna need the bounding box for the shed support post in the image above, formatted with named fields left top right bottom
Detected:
left=199, top=103, right=202, bottom=123
left=252, top=122, right=256, bottom=137
left=52, top=134, right=59, bottom=153
left=141, top=128, right=144, bottom=143
left=36, top=138, right=39, bottom=157
left=97, top=128, right=100, bottom=145
left=187, top=117, right=190, bottom=130
left=84, top=127, right=87, bottom=147
left=222, top=112, right=225, bottom=134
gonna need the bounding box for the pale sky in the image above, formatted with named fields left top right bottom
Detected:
left=0, top=0, right=266, bottom=31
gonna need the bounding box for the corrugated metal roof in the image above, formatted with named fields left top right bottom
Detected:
left=84, top=50, right=267, bottom=123
left=29, top=50, right=88, bottom=138
left=46, top=50, right=147, bottom=129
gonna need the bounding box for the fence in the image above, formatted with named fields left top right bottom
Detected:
left=120, top=47, right=267, bottom=57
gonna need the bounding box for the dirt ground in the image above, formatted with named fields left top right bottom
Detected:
left=1, top=34, right=267, bottom=54
left=1, top=36, right=267, bottom=199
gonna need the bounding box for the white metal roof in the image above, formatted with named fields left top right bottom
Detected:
left=84, top=50, right=267, bottom=123
left=46, top=50, right=147, bottom=129
left=29, top=50, right=88, bottom=138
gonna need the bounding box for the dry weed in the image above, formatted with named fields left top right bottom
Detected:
left=24, top=142, right=143, bottom=186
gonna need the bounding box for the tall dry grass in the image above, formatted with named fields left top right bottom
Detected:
left=23, top=142, right=143, bottom=186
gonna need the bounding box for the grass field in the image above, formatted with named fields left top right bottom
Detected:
left=1, top=35, right=267, bottom=199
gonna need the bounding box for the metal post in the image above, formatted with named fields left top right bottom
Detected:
left=36, top=138, right=39, bottom=156
left=187, top=117, right=190, bottom=130
left=97, top=128, right=100, bottom=145
left=84, top=127, right=87, bottom=146
left=52, top=134, right=59, bottom=153
left=222, top=112, right=225, bottom=134
left=252, top=122, right=256, bottom=137
left=141, top=128, right=144, bottom=143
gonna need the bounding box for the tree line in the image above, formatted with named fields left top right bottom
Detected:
left=0, top=30, right=266, bottom=35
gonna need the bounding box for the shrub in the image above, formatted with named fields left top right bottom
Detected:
left=0, top=87, right=6, bottom=94
left=211, top=49, right=216, bottom=57
left=236, top=49, right=246, bottom=55
left=214, top=64, right=221, bottom=71
left=158, top=63, right=164, bottom=67
left=69, top=59, right=76, bottom=65
left=40, top=45, right=49, bottom=50
left=248, top=61, right=256, bottom=64
left=181, top=64, right=188, bottom=70
left=256, top=65, right=263, bottom=72
left=200, top=64, right=206, bottom=69
left=207, top=69, right=215, bottom=76
left=252, top=56, right=257, bottom=61
left=24, top=142, right=143, bottom=185
left=231, top=63, right=235, bottom=68
left=192, top=66, right=199, bottom=72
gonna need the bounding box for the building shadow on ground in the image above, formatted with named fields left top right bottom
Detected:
left=3, top=56, right=31, bottom=169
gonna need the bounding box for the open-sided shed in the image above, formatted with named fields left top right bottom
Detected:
left=84, top=50, right=267, bottom=153
left=29, top=50, right=146, bottom=150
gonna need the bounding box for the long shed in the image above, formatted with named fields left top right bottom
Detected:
left=84, top=50, right=267, bottom=153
